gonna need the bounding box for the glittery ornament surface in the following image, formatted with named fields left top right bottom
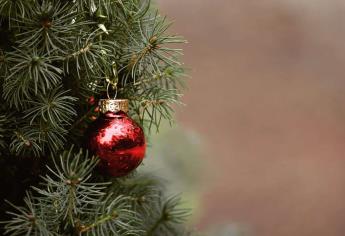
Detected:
left=86, top=111, right=146, bottom=177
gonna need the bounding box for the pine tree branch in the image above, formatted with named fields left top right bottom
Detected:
left=0, top=49, right=4, bottom=63
left=144, top=196, right=190, bottom=236
left=69, top=106, right=97, bottom=131
left=77, top=211, right=119, bottom=233
left=66, top=42, right=93, bottom=59
left=1, top=0, right=190, bottom=235
left=146, top=217, right=164, bottom=236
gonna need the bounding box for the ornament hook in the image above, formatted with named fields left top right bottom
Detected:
left=106, top=62, right=119, bottom=99
left=106, top=82, right=118, bottom=100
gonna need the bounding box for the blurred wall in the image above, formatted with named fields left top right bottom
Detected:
left=158, top=1, right=345, bottom=236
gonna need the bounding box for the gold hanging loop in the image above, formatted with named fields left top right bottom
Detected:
left=106, top=62, right=119, bottom=99
left=106, top=82, right=118, bottom=99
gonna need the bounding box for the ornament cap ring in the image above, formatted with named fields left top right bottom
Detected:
left=99, top=99, right=129, bottom=114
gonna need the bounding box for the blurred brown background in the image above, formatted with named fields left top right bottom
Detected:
left=156, top=0, right=345, bottom=236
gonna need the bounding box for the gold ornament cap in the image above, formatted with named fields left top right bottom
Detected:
left=99, top=99, right=129, bottom=114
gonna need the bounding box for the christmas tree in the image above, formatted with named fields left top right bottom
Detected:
left=0, top=0, right=192, bottom=235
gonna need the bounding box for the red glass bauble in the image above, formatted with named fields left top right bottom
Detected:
left=86, top=111, right=146, bottom=177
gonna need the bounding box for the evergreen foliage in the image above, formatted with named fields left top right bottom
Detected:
left=0, top=0, right=191, bottom=235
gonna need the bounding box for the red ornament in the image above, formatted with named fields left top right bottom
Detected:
left=85, top=99, right=146, bottom=177
left=94, top=106, right=100, bottom=113
left=87, top=96, right=96, bottom=105
left=89, top=115, right=97, bottom=121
